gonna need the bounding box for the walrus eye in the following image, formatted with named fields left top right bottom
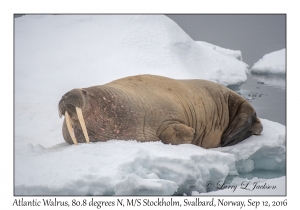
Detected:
left=82, top=90, right=88, bottom=95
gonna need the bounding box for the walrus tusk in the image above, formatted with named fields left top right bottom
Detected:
left=65, top=111, right=78, bottom=145
left=76, top=107, right=90, bottom=143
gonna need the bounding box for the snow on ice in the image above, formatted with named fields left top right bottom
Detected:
left=196, top=41, right=243, bottom=61
left=15, top=119, right=285, bottom=196
left=250, top=49, right=286, bottom=89
left=14, top=15, right=285, bottom=196
left=251, top=49, right=286, bottom=74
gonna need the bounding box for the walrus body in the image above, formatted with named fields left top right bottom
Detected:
left=58, top=75, right=263, bottom=148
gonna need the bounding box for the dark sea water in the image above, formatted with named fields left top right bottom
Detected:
left=231, top=73, right=286, bottom=126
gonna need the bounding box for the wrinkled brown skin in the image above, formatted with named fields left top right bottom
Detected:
left=58, top=75, right=263, bottom=148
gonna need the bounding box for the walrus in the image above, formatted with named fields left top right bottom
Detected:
left=58, top=75, right=263, bottom=148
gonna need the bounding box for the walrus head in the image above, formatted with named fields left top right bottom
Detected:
left=58, top=88, right=91, bottom=145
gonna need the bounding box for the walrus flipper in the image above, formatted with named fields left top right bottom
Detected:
left=249, top=117, right=263, bottom=135
left=221, top=117, right=252, bottom=147
left=221, top=102, right=263, bottom=147
left=159, top=123, right=195, bottom=145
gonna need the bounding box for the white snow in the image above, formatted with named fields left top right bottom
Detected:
left=15, top=119, right=286, bottom=196
left=196, top=41, right=243, bottom=61
left=14, top=15, right=285, bottom=196
left=251, top=49, right=286, bottom=74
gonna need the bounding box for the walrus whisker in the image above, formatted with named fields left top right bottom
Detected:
left=65, top=111, right=78, bottom=145
left=76, top=107, right=90, bottom=143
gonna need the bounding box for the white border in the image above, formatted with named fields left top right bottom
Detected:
left=1, top=0, right=297, bottom=209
